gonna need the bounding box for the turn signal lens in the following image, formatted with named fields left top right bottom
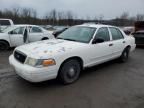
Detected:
left=42, top=59, right=56, bottom=66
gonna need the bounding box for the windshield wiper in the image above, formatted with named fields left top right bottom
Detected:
left=63, top=38, right=77, bottom=41
left=57, top=37, right=64, bottom=40
left=57, top=37, right=76, bottom=42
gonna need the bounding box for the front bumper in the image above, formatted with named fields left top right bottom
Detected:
left=9, top=55, right=58, bottom=82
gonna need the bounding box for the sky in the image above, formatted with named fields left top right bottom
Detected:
left=0, top=0, right=144, bottom=19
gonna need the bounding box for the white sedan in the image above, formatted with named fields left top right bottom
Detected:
left=0, top=24, right=54, bottom=50
left=9, top=24, right=136, bottom=84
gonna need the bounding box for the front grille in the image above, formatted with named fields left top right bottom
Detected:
left=14, top=50, right=27, bottom=64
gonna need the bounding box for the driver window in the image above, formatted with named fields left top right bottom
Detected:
left=95, top=27, right=110, bottom=41
left=11, top=27, right=25, bottom=35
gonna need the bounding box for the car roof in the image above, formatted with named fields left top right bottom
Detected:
left=0, top=18, right=12, bottom=21
left=77, top=23, right=116, bottom=28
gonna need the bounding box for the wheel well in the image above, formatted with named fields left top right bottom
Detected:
left=125, top=45, right=131, bottom=50
left=58, top=56, right=84, bottom=73
left=41, top=37, right=49, bottom=40
left=0, top=40, right=10, bottom=46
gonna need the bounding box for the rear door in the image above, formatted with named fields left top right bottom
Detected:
left=28, top=26, right=44, bottom=42
left=109, top=27, right=126, bottom=58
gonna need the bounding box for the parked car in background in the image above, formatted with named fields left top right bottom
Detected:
left=132, top=21, right=144, bottom=46
left=132, top=30, right=144, bottom=46
left=39, top=25, right=54, bottom=34
left=135, top=21, right=144, bottom=32
left=0, top=18, right=14, bottom=32
left=0, top=24, right=54, bottom=50
left=9, top=24, right=135, bottom=84
left=122, top=26, right=134, bottom=35
left=53, top=26, right=68, bottom=37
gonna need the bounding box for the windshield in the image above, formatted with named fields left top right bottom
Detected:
left=57, top=26, right=96, bottom=43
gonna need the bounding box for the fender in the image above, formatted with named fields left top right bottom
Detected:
left=0, top=33, right=12, bottom=47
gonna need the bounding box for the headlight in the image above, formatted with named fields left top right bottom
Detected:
left=25, top=57, right=56, bottom=67
left=25, top=57, right=38, bottom=66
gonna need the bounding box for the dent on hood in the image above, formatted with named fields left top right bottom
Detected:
left=31, top=45, right=73, bottom=59
left=32, top=40, right=71, bottom=52
left=21, top=39, right=74, bottom=59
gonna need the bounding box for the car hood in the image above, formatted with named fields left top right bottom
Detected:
left=0, top=33, right=7, bottom=36
left=16, top=39, right=87, bottom=59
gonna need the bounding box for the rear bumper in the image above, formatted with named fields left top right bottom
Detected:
left=9, top=55, right=58, bottom=82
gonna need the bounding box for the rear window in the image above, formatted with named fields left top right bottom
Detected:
left=110, top=27, right=124, bottom=40
left=0, top=20, right=10, bottom=26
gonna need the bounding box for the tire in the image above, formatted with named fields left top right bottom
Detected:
left=58, top=59, right=81, bottom=84
left=119, top=47, right=130, bottom=63
left=0, top=41, right=9, bottom=51
left=42, top=37, right=49, bottom=40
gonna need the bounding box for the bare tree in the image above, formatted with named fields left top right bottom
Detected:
left=120, top=12, right=129, bottom=19
left=12, top=7, right=20, bottom=17
left=136, top=14, right=144, bottom=21
left=65, top=11, right=74, bottom=25
left=49, top=9, right=57, bottom=25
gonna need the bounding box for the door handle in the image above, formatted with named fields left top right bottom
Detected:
left=109, top=43, right=113, bottom=46
left=123, top=41, right=126, bottom=43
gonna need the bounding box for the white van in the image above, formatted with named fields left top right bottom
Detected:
left=0, top=19, right=14, bottom=31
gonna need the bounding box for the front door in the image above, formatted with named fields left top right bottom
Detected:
left=9, top=26, right=26, bottom=47
left=87, top=27, right=113, bottom=66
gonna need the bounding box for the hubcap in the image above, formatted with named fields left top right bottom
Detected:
left=67, top=67, right=76, bottom=78
left=124, top=52, right=127, bottom=58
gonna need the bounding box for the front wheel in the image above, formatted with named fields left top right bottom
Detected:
left=0, top=41, right=9, bottom=51
left=58, top=59, right=81, bottom=84
left=119, top=47, right=130, bottom=62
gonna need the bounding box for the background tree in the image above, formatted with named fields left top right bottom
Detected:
left=0, top=7, right=144, bottom=26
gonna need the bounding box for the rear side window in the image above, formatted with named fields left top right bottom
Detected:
left=95, top=27, right=110, bottom=41
left=31, top=27, right=42, bottom=33
left=110, top=28, right=124, bottom=40
left=0, top=20, right=10, bottom=25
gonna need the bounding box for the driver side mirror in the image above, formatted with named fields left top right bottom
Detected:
left=92, top=38, right=105, bottom=44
